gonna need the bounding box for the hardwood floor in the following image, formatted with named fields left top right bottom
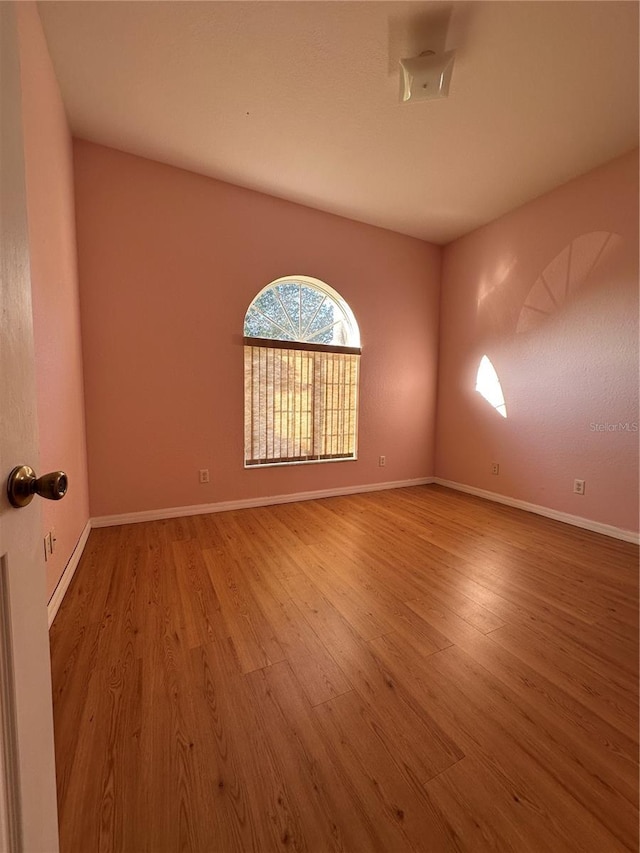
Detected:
left=49, top=485, right=639, bottom=852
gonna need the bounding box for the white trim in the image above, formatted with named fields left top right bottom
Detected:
left=90, top=478, right=435, bottom=528
left=433, top=478, right=639, bottom=544
left=47, top=520, right=92, bottom=629
left=45, top=478, right=637, bottom=626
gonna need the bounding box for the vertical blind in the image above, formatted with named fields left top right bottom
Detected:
left=244, top=338, right=360, bottom=466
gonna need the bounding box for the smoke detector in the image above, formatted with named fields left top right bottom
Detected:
left=399, top=50, right=456, bottom=102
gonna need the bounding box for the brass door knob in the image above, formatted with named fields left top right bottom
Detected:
left=7, top=465, right=68, bottom=508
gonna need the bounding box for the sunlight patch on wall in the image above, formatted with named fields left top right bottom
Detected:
left=477, top=255, right=517, bottom=310
left=476, top=355, right=507, bottom=418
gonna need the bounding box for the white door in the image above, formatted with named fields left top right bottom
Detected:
left=0, top=4, right=60, bottom=852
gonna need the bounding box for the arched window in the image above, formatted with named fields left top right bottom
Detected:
left=244, top=276, right=361, bottom=467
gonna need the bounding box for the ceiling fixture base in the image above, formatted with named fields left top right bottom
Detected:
left=399, top=50, right=456, bottom=103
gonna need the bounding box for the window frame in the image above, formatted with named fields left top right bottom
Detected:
left=243, top=276, right=361, bottom=469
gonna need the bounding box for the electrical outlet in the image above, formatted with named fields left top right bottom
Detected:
left=573, top=479, right=585, bottom=495
left=199, top=469, right=210, bottom=484
left=378, top=455, right=386, bottom=467
left=43, top=530, right=56, bottom=562
left=491, top=462, right=499, bottom=475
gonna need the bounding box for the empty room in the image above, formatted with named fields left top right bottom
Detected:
left=1, top=1, right=638, bottom=851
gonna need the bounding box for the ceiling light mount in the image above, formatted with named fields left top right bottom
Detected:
left=399, top=49, right=455, bottom=103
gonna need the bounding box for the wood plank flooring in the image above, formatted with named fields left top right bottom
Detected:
left=49, top=485, right=639, bottom=852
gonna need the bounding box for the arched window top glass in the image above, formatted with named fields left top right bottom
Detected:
left=244, top=275, right=360, bottom=348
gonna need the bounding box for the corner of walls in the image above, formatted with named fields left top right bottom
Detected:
left=431, top=236, right=448, bottom=477
left=435, top=150, right=639, bottom=534
left=16, top=1, right=91, bottom=601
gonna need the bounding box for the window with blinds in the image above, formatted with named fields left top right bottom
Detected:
left=244, top=277, right=361, bottom=467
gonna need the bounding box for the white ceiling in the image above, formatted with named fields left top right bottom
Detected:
left=38, top=1, right=638, bottom=244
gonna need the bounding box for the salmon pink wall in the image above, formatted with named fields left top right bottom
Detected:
left=436, top=150, right=639, bottom=534
left=16, top=3, right=90, bottom=599
left=73, top=141, right=440, bottom=517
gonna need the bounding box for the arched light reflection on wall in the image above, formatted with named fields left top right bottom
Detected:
left=517, top=232, right=620, bottom=334
left=476, top=355, right=507, bottom=418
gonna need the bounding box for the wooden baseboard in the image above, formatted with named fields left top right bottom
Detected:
left=433, top=478, right=639, bottom=544
left=90, top=478, right=435, bottom=528
left=47, top=520, right=92, bottom=628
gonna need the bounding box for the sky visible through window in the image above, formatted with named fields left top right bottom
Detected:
left=244, top=281, right=351, bottom=346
